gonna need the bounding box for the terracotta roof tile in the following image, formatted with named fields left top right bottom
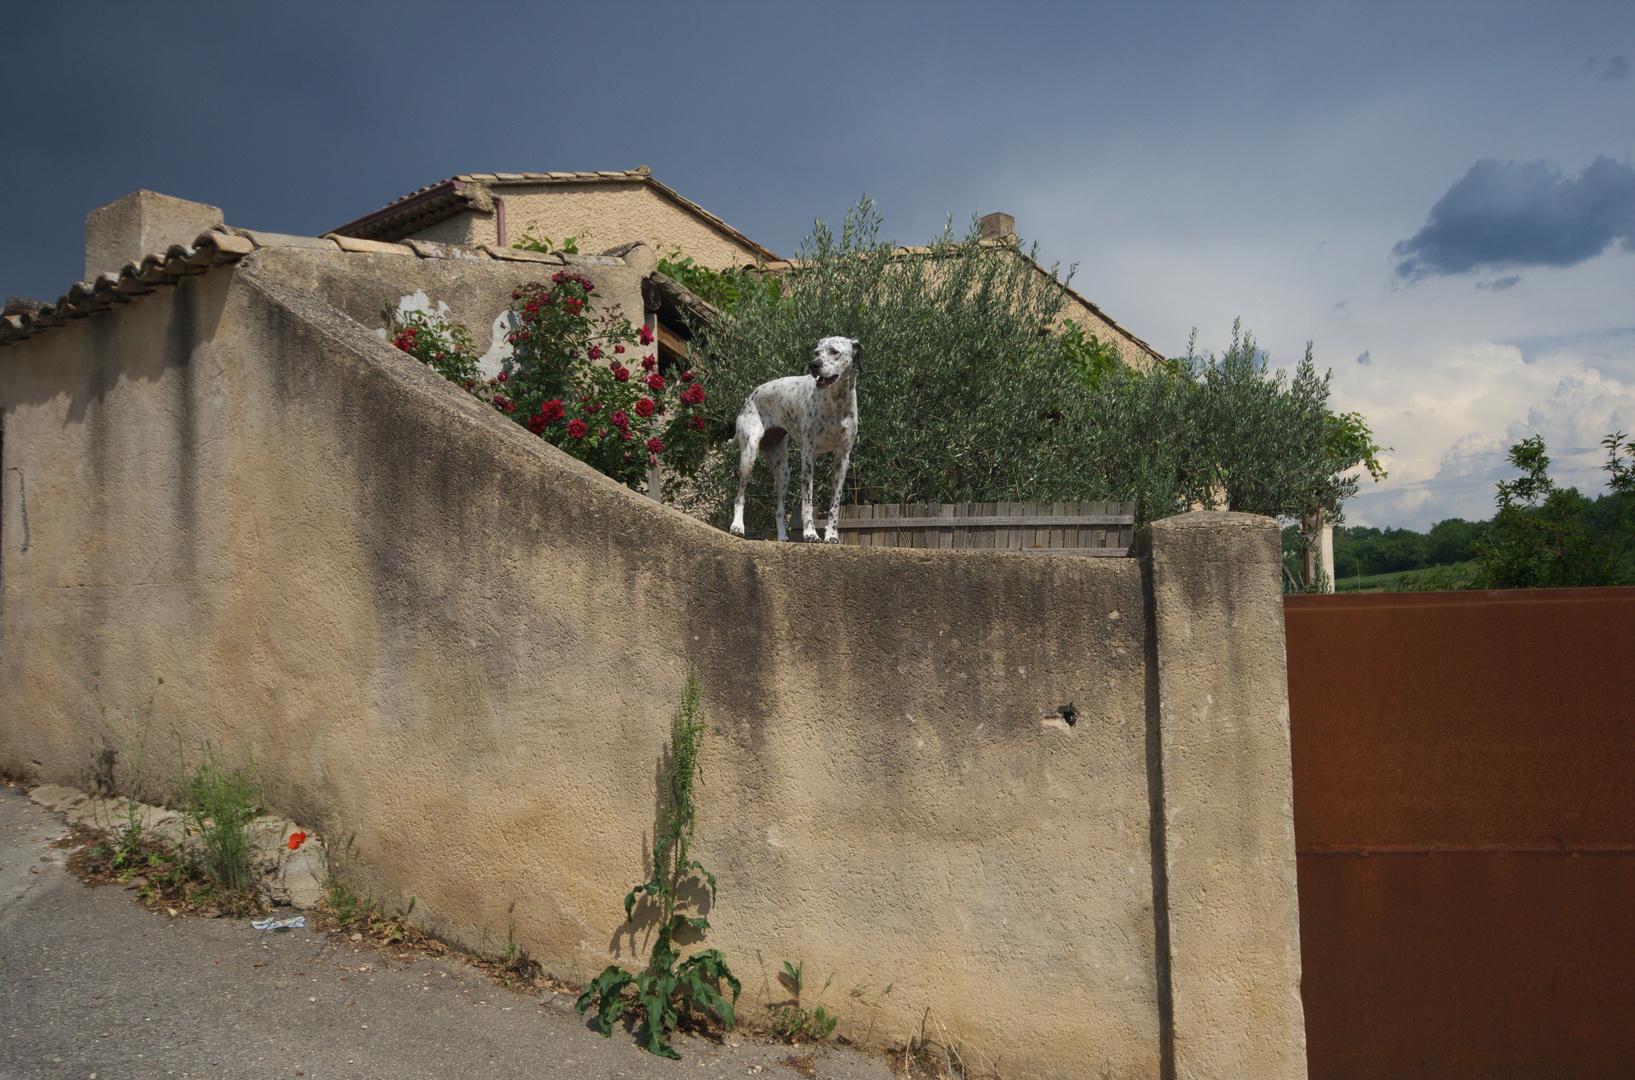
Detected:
left=0, top=227, right=636, bottom=349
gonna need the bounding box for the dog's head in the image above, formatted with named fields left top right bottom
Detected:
left=809, top=336, right=862, bottom=387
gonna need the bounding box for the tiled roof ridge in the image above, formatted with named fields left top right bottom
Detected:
left=0, top=230, right=639, bottom=348
left=328, top=167, right=782, bottom=262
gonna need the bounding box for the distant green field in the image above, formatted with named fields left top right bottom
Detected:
left=1333, top=562, right=1476, bottom=593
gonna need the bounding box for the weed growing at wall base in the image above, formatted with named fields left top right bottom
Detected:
left=576, top=666, right=741, bottom=1058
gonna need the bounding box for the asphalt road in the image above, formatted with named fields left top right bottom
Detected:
left=0, top=783, right=897, bottom=1080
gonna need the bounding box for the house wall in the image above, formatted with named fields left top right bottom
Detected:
left=0, top=246, right=1303, bottom=1080
left=1056, top=292, right=1160, bottom=372
left=410, top=181, right=766, bottom=268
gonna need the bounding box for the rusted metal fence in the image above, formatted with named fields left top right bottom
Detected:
left=831, top=501, right=1135, bottom=555
left=1285, top=586, right=1635, bottom=1080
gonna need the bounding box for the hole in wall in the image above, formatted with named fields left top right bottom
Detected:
left=1057, top=703, right=1078, bottom=727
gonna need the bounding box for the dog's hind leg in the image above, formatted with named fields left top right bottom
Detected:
left=730, top=414, right=763, bottom=537
left=768, top=437, right=790, bottom=542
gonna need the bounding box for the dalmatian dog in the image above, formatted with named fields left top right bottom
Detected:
left=730, top=336, right=862, bottom=543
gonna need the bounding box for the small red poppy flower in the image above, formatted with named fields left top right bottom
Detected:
left=634, top=397, right=656, bottom=418
left=647, top=437, right=663, bottom=454
left=647, top=373, right=665, bottom=392
left=639, top=324, right=655, bottom=345
left=567, top=419, right=588, bottom=438
left=287, top=831, right=307, bottom=851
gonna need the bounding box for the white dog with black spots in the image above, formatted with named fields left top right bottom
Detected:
left=729, top=336, right=862, bottom=543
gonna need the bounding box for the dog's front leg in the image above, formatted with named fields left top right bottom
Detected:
left=800, top=447, right=820, bottom=542
left=824, top=445, right=852, bottom=544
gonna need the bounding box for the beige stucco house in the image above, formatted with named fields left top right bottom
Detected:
left=331, top=168, right=1165, bottom=370
left=329, top=166, right=779, bottom=272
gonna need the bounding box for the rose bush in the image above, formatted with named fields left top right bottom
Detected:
left=387, top=272, right=710, bottom=493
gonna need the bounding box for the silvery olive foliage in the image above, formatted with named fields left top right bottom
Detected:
left=684, top=200, right=1092, bottom=536
left=681, top=199, right=1381, bottom=536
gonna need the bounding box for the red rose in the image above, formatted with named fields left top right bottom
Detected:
left=614, top=345, right=625, bottom=354
left=497, top=371, right=508, bottom=383
left=287, top=831, right=306, bottom=851
left=680, top=371, right=694, bottom=383
left=493, top=394, right=512, bottom=411
left=584, top=400, right=602, bottom=414
left=612, top=365, right=630, bottom=382
left=620, top=429, right=633, bottom=441
left=540, top=399, right=565, bottom=422
left=647, top=437, right=663, bottom=454
left=641, top=355, right=657, bottom=372
left=639, top=325, right=655, bottom=345
left=647, top=373, right=665, bottom=392
left=588, top=346, right=601, bottom=360
left=688, top=415, right=707, bottom=430
left=567, top=419, right=588, bottom=438
left=611, top=410, right=629, bottom=429
left=526, top=415, right=548, bottom=434
left=635, top=397, right=655, bottom=418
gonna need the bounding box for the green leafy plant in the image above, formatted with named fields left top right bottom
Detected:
left=576, top=666, right=741, bottom=1058
left=173, top=740, right=263, bottom=893
left=1058, top=319, right=1122, bottom=390
left=510, top=224, right=578, bottom=255
left=771, top=960, right=838, bottom=1043
left=87, top=676, right=160, bottom=870
left=385, top=300, right=481, bottom=386
left=656, top=248, right=778, bottom=315
left=1469, top=431, right=1635, bottom=589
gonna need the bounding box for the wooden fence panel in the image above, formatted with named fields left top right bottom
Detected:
left=832, top=501, right=1135, bottom=555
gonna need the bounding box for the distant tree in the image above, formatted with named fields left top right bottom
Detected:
left=1471, top=432, right=1635, bottom=589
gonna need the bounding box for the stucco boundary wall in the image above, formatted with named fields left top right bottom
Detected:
left=0, top=246, right=1304, bottom=1080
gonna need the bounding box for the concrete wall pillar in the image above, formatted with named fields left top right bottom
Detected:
left=1141, top=511, right=1308, bottom=1080
left=85, top=191, right=224, bottom=279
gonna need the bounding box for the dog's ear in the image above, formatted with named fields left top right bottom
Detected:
left=851, top=338, right=863, bottom=375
